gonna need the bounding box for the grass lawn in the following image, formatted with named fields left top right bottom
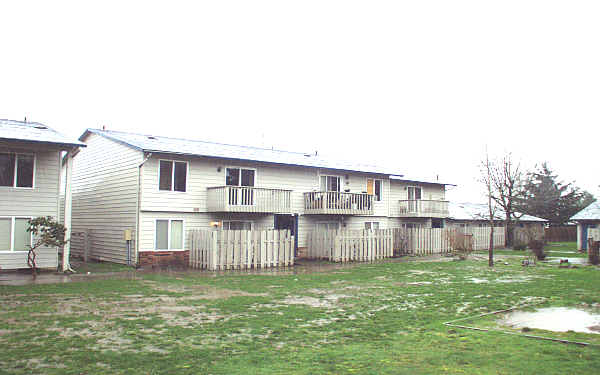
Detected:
left=1, top=242, right=599, bottom=374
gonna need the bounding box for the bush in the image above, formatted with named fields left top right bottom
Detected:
left=512, top=242, right=527, bottom=251
left=528, top=240, right=545, bottom=260
left=589, top=240, right=599, bottom=265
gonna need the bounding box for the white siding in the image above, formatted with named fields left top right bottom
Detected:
left=71, top=133, right=142, bottom=264
left=0, top=141, right=62, bottom=269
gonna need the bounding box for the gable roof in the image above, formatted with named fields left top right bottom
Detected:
left=81, top=128, right=403, bottom=176
left=570, top=201, right=600, bottom=221
left=0, top=119, right=85, bottom=148
left=448, top=202, right=547, bottom=222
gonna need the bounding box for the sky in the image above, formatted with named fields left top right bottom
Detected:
left=1, top=1, right=598, bottom=203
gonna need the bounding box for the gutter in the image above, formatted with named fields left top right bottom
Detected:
left=135, top=152, right=152, bottom=267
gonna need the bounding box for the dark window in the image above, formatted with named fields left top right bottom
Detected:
left=174, top=162, right=187, bottom=192
left=16, top=155, right=34, bottom=188
left=241, top=169, right=255, bottom=187
left=431, top=219, right=444, bottom=228
left=0, top=154, right=15, bottom=186
left=226, top=168, right=240, bottom=186
left=159, top=161, right=173, bottom=190
left=159, top=160, right=187, bottom=192
left=374, top=180, right=382, bottom=201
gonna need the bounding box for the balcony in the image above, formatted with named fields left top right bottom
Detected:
left=207, top=186, right=292, bottom=213
left=397, top=199, right=449, bottom=218
left=304, top=191, right=373, bottom=215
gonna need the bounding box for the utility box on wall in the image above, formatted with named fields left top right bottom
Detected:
left=123, top=229, right=132, bottom=241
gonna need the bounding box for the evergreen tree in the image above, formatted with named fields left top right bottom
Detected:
left=517, top=163, right=595, bottom=225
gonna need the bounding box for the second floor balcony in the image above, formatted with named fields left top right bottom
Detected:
left=207, top=186, right=292, bottom=213
left=397, top=199, right=449, bottom=218
left=304, top=191, right=373, bottom=215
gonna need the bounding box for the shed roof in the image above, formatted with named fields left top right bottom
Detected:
left=448, top=202, right=547, bottom=222
left=570, top=201, right=600, bottom=221
left=0, top=119, right=85, bottom=148
left=82, top=128, right=403, bottom=176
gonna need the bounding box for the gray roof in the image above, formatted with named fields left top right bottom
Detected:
left=82, top=128, right=403, bottom=176
left=0, top=119, right=85, bottom=148
left=570, top=201, right=600, bottom=221
left=448, top=202, right=547, bottom=222
left=390, top=175, right=455, bottom=186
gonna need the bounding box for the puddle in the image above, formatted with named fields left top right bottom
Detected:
left=545, top=257, right=588, bottom=265
left=500, top=307, right=600, bottom=334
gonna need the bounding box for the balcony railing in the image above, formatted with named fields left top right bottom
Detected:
left=397, top=199, right=449, bottom=218
left=304, top=191, right=373, bottom=215
left=207, top=186, right=292, bottom=213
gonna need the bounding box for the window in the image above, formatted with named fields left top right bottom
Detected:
left=159, top=160, right=187, bottom=192
left=320, top=175, right=340, bottom=192
left=155, top=219, right=184, bottom=250
left=221, top=221, right=253, bottom=230
left=407, top=186, right=422, bottom=200
left=431, top=219, right=444, bottom=229
left=365, top=222, right=380, bottom=230
left=0, top=153, right=34, bottom=188
left=0, top=217, right=32, bottom=251
left=316, top=222, right=339, bottom=231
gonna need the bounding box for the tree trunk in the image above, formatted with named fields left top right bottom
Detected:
left=489, top=225, right=494, bottom=267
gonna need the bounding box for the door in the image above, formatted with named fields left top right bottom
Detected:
left=582, top=224, right=588, bottom=251
left=407, top=186, right=422, bottom=212
left=226, top=168, right=255, bottom=205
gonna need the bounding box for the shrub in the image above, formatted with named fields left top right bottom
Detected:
left=528, top=240, right=545, bottom=260
left=589, top=240, right=599, bottom=265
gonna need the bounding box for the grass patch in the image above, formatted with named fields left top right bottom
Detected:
left=0, top=251, right=599, bottom=374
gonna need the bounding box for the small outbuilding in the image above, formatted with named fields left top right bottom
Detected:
left=570, top=201, right=600, bottom=251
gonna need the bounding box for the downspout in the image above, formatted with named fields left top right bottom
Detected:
left=62, top=148, right=75, bottom=272
left=56, top=150, right=62, bottom=271
left=135, top=152, right=152, bottom=267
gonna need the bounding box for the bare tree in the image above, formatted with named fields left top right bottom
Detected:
left=480, top=151, right=499, bottom=267
left=485, top=153, right=524, bottom=248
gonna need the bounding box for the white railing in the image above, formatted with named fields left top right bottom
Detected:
left=397, top=200, right=449, bottom=217
left=207, top=186, right=292, bottom=213
left=304, top=192, right=373, bottom=215
left=189, top=229, right=294, bottom=270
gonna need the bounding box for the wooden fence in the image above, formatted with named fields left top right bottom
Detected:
left=545, top=225, right=576, bottom=242
left=307, top=229, right=393, bottom=262
left=189, top=229, right=294, bottom=270
left=394, top=227, right=505, bottom=255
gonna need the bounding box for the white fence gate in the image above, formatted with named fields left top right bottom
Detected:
left=189, top=229, right=294, bottom=270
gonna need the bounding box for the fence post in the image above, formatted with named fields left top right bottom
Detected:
left=211, top=231, right=218, bottom=271
left=83, top=229, right=91, bottom=263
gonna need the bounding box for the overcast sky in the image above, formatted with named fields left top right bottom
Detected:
left=1, top=1, right=598, bottom=202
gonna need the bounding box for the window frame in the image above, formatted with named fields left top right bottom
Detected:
left=320, top=175, right=341, bottom=192
left=316, top=221, right=340, bottom=231
left=0, top=216, right=33, bottom=252
left=221, top=220, right=253, bottom=230
left=364, top=222, right=380, bottom=230
left=224, top=166, right=257, bottom=187
left=158, top=159, right=188, bottom=192
left=0, top=152, right=36, bottom=189
left=154, top=219, right=185, bottom=251
left=407, top=186, right=422, bottom=200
